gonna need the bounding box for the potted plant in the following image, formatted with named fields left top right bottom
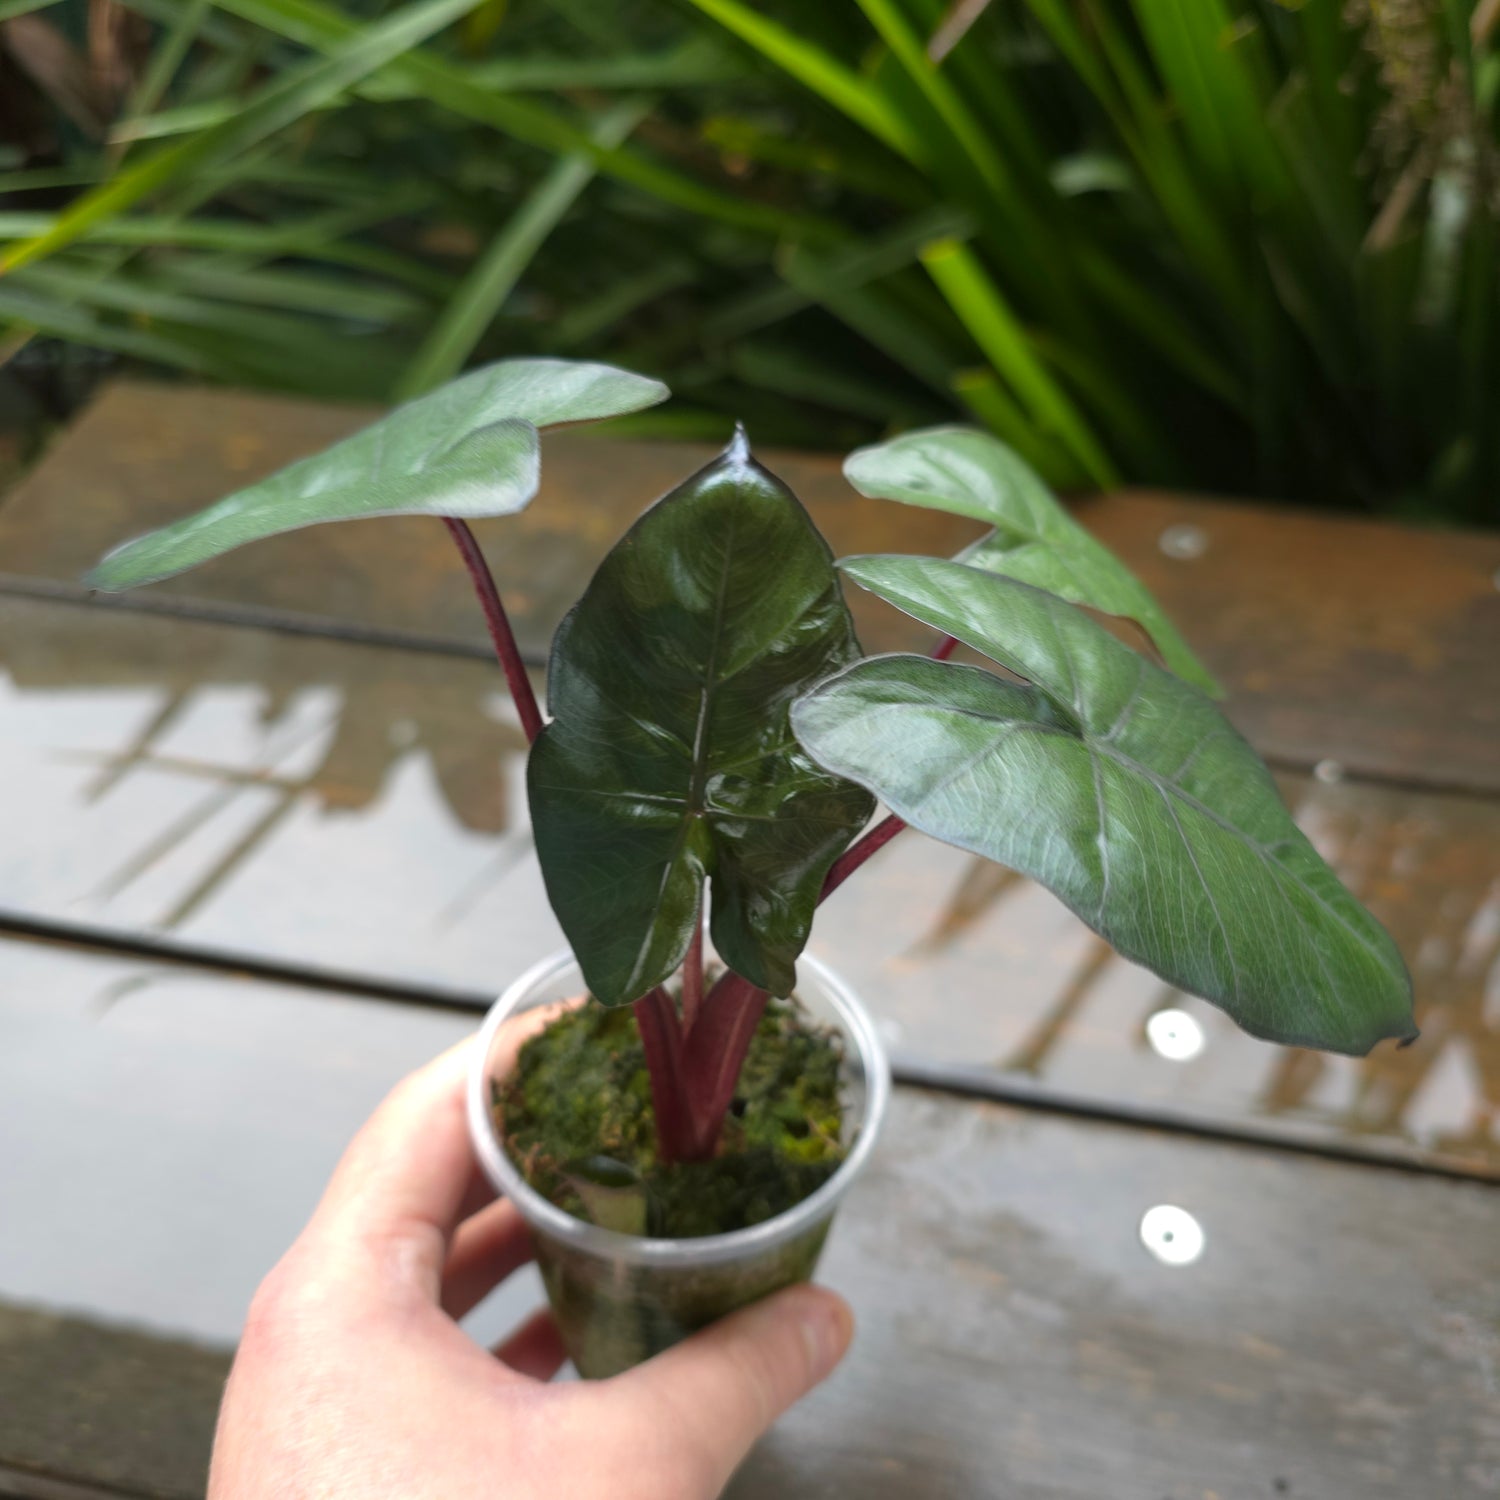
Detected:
left=87, top=359, right=1415, bottom=1378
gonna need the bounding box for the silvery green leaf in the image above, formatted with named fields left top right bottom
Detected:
left=844, top=426, right=1221, bottom=695
left=87, top=358, right=669, bottom=591
left=792, top=555, right=1414, bottom=1055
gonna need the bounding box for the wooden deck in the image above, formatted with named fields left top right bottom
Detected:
left=1, top=383, right=1497, bottom=1498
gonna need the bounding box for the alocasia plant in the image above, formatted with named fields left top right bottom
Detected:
left=88, top=357, right=1416, bottom=1171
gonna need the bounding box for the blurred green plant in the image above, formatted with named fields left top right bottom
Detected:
left=1, top=0, right=1496, bottom=519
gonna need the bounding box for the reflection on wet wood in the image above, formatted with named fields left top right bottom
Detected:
left=0, top=595, right=561, bottom=981
left=4, top=596, right=1496, bottom=1177
left=3, top=380, right=1497, bottom=788
left=4, top=1085, right=1498, bottom=1499
left=817, top=766, right=1500, bottom=1179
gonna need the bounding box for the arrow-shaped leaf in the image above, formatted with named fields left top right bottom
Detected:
left=791, top=555, right=1414, bottom=1055
left=86, top=358, right=669, bottom=591
left=528, top=431, right=875, bottom=1007
left=843, top=426, right=1222, bottom=696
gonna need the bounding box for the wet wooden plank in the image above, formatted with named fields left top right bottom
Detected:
left=3, top=381, right=1498, bottom=790
left=3, top=1083, right=1497, bottom=1499
left=1078, top=489, right=1500, bottom=795
left=0, top=1303, right=227, bottom=1500
left=0, top=934, right=543, bottom=1352
left=0, top=933, right=495, bottom=1500
left=0, top=594, right=562, bottom=984
left=742, top=1089, right=1500, bottom=1500
left=3, top=595, right=1495, bottom=1178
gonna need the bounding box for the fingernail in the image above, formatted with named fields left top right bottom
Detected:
left=797, top=1292, right=853, bottom=1381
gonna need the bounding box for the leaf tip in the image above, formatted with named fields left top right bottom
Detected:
left=726, top=421, right=751, bottom=466
left=82, top=558, right=124, bottom=594
left=83, top=535, right=155, bottom=594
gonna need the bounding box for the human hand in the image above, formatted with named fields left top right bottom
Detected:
left=208, top=1030, right=854, bottom=1500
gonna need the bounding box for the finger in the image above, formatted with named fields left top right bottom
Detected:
left=609, top=1285, right=852, bottom=1492
left=494, top=1308, right=568, bottom=1382
left=441, top=1197, right=534, bottom=1320
left=309, top=1002, right=572, bottom=1298
left=309, top=1038, right=476, bottom=1296
left=455, top=1159, right=499, bottom=1225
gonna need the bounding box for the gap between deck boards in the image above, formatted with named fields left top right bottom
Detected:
left=0, top=1462, right=154, bottom=1500
left=2, top=571, right=1494, bottom=807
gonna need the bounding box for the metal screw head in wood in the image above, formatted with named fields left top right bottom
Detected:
left=1158, top=523, right=1209, bottom=560
left=1140, top=1204, right=1206, bottom=1265
left=1146, top=1008, right=1205, bottom=1061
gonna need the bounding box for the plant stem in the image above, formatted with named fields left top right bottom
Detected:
left=441, top=516, right=544, bottom=743
left=820, top=811, right=906, bottom=900
left=442, top=513, right=720, bottom=1157
left=633, top=986, right=691, bottom=1161
left=680, top=969, right=769, bottom=1159
left=649, top=811, right=899, bottom=1160
left=662, top=629, right=959, bottom=1160
left=682, top=901, right=705, bottom=1035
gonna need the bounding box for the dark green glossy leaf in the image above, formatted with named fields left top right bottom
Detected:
left=843, top=426, right=1222, bottom=696
left=791, top=555, right=1415, bottom=1055
left=528, top=432, right=875, bottom=1007
left=86, top=359, right=669, bottom=591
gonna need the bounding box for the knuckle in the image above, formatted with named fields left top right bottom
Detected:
left=242, top=1246, right=339, bottom=1348
left=380, top=1070, right=423, bottom=1115
left=239, top=1282, right=291, bottom=1362
left=243, top=1260, right=292, bottom=1333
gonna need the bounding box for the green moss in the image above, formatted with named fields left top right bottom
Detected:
left=494, top=995, right=846, bottom=1239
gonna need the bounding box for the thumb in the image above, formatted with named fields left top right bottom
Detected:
left=612, top=1284, right=853, bottom=1495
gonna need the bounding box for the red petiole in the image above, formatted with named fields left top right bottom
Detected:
left=632, top=633, right=958, bottom=1161
left=442, top=517, right=544, bottom=743
left=447, top=513, right=951, bottom=1163
left=681, top=909, right=705, bottom=1034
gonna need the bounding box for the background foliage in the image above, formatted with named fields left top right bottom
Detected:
left=1, top=0, right=1497, bottom=521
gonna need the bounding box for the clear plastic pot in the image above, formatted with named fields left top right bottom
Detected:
left=466, top=948, right=890, bottom=1379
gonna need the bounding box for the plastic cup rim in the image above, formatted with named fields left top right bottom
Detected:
left=466, top=947, right=891, bottom=1269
